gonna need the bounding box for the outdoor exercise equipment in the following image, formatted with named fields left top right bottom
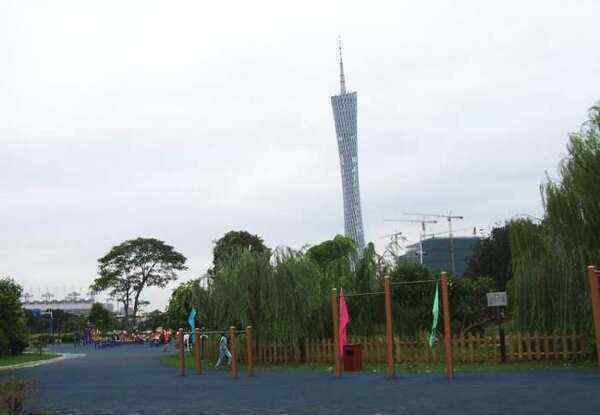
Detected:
left=176, top=326, right=254, bottom=379
left=588, top=265, right=600, bottom=367
left=331, top=272, right=454, bottom=380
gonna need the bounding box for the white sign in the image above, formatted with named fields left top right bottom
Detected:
left=486, top=292, right=507, bottom=307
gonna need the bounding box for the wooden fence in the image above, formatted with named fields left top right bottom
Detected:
left=248, top=332, right=591, bottom=365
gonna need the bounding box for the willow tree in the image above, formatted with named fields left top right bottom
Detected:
left=511, top=104, right=600, bottom=332
left=167, top=279, right=211, bottom=329
left=345, top=242, right=383, bottom=337
left=209, top=249, right=274, bottom=342
left=270, top=248, right=324, bottom=343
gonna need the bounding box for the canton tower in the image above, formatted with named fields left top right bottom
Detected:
left=331, top=39, right=366, bottom=254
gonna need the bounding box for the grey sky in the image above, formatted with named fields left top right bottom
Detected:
left=2, top=0, right=599, bottom=309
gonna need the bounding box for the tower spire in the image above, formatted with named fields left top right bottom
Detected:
left=338, top=35, right=346, bottom=94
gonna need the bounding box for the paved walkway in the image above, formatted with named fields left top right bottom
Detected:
left=1, top=344, right=599, bottom=415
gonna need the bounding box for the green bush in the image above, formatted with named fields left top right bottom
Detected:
left=60, top=332, right=74, bottom=343
left=28, top=334, right=53, bottom=355
left=0, top=278, right=29, bottom=356
left=0, top=379, right=37, bottom=415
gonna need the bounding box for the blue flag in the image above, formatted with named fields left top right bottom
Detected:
left=187, top=308, right=197, bottom=343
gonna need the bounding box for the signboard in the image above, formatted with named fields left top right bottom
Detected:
left=486, top=292, right=507, bottom=307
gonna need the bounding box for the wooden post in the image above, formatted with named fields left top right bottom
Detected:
left=384, top=276, right=395, bottom=378
left=440, top=273, right=453, bottom=379
left=177, top=328, right=186, bottom=377
left=246, top=326, right=254, bottom=377
left=331, top=288, right=341, bottom=378
left=587, top=266, right=600, bottom=367
left=230, top=327, right=238, bottom=379
left=194, top=328, right=202, bottom=374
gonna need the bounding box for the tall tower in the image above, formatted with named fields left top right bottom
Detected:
left=331, top=38, right=366, bottom=254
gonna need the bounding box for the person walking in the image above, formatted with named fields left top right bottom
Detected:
left=215, top=333, right=232, bottom=369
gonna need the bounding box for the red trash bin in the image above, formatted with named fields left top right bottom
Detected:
left=343, top=344, right=363, bottom=372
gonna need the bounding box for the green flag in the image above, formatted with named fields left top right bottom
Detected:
left=429, top=282, right=440, bottom=347
left=188, top=308, right=197, bottom=342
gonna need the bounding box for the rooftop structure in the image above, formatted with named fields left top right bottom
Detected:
left=22, top=299, right=114, bottom=315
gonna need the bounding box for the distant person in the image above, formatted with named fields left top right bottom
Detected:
left=215, top=334, right=232, bottom=369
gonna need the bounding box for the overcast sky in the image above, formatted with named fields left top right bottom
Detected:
left=2, top=0, right=599, bottom=310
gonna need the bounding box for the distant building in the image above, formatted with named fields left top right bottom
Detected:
left=400, top=236, right=480, bottom=277
left=22, top=300, right=114, bottom=315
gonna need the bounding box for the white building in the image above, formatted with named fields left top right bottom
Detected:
left=22, top=300, right=114, bottom=315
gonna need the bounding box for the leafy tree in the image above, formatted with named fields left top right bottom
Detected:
left=167, top=279, right=211, bottom=330
left=390, top=262, right=495, bottom=337
left=306, top=235, right=356, bottom=270
left=210, top=250, right=273, bottom=344
left=465, top=222, right=513, bottom=289
left=346, top=243, right=383, bottom=336
left=24, top=309, right=87, bottom=335
left=270, top=248, right=324, bottom=343
left=0, top=278, right=28, bottom=356
left=511, top=103, right=600, bottom=332
left=91, top=238, right=187, bottom=327
left=88, top=303, right=117, bottom=331
left=213, top=231, right=270, bottom=269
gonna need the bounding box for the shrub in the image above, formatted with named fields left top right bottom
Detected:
left=28, top=334, right=53, bottom=355
left=60, top=332, right=74, bottom=343
left=0, top=379, right=37, bottom=415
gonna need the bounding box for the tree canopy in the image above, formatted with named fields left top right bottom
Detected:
left=0, top=277, right=28, bottom=356
left=212, top=231, right=270, bottom=269
left=510, top=103, right=600, bottom=332
left=306, top=234, right=356, bottom=270
left=465, top=222, right=513, bottom=289
left=167, top=231, right=498, bottom=348
left=88, top=303, right=117, bottom=331
left=91, top=237, right=187, bottom=327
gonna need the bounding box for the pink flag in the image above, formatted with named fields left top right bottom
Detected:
left=338, top=288, right=350, bottom=357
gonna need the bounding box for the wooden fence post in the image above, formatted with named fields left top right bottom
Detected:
left=177, top=328, right=186, bottom=377
left=194, top=328, right=202, bottom=374
left=246, top=326, right=254, bottom=377
left=587, top=265, right=600, bottom=367
left=384, top=276, right=395, bottom=378
left=331, top=288, right=341, bottom=378
left=440, top=273, right=453, bottom=379
left=230, top=327, right=238, bottom=379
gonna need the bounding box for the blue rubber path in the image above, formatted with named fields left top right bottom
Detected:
left=1, top=344, right=599, bottom=414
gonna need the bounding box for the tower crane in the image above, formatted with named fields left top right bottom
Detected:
left=423, top=226, right=477, bottom=239
left=403, top=212, right=464, bottom=275
left=383, top=218, right=438, bottom=264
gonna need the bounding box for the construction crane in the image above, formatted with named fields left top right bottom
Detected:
left=383, top=218, right=438, bottom=264
left=404, top=212, right=464, bottom=275
left=423, top=226, right=477, bottom=239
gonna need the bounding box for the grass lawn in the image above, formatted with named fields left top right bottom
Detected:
left=0, top=353, right=59, bottom=368
left=160, top=352, right=597, bottom=374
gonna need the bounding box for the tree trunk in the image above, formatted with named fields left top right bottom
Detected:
left=132, top=289, right=143, bottom=327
